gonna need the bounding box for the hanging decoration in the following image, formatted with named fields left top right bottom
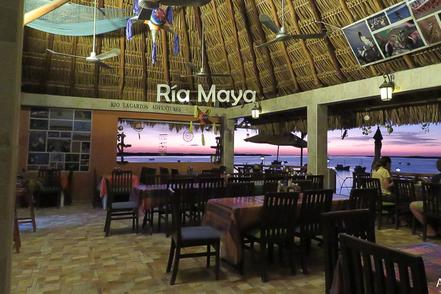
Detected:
left=188, top=106, right=214, bottom=146
left=422, top=122, right=430, bottom=133
left=384, top=121, right=394, bottom=134
left=361, top=125, right=372, bottom=136
left=183, top=129, right=194, bottom=142
left=128, top=121, right=145, bottom=139
left=126, top=3, right=179, bottom=64
left=341, top=129, right=348, bottom=140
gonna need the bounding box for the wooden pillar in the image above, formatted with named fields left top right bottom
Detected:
left=222, top=117, right=235, bottom=173
left=307, top=104, right=328, bottom=181
left=0, top=0, right=25, bottom=292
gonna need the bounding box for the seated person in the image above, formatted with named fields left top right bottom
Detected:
left=372, top=156, right=393, bottom=198
left=410, top=158, right=441, bottom=237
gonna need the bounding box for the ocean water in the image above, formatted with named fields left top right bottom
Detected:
left=124, top=155, right=439, bottom=194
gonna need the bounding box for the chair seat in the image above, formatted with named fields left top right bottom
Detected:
left=111, top=201, right=137, bottom=210
left=181, top=226, right=221, bottom=241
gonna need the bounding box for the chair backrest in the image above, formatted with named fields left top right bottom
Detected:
left=393, top=179, right=416, bottom=204
left=197, top=177, right=225, bottom=199
left=263, top=175, right=284, bottom=194
left=171, top=169, right=179, bottom=177
left=292, top=179, right=314, bottom=191
left=228, top=175, right=253, bottom=183
left=111, top=170, right=133, bottom=201
left=38, top=168, right=61, bottom=187
left=321, top=209, right=376, bottom=294
left=352, top=172, right=371, bottom=188
left=226, top=182, right=255, bottom=197
left=261, top=192, right=299, bottom=242
left=306, top=175, right=324, bottom=190
left=340, top=233, right=428, bottom=294
left=167, top=177, right=195, bottom=209
left=299, top=189, right=333, bottom=238
left=140, top=167, right=157, bottom=185
left=349, top=188, right=377, bottom=216
left=422, top=182, right=441, bottom=220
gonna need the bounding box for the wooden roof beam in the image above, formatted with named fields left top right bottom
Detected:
left=268, top=0, right=299, bottom=92
left=161, top=30, right=171, bottom=84
left=225, top=0, right=247, bottom=89
left=248, top=0, right=278, bottom=97
left=24, top=0, right=69, bottom=25
left=236, top=0, right=265, bottom=98
left=285, top=0, right=322, bottom=87
left=140, top=30, right=148, bottom=101
left=180, top=8, right=195, bottom=89
left=307, top=0, right=346, bottom=81
left=210, top=0, right=234, bottom=88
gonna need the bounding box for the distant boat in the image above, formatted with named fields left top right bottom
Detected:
left=335, top=164, right=350, bottom=171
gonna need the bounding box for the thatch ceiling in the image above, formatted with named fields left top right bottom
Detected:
left=22, top=0, right=441, bottom=103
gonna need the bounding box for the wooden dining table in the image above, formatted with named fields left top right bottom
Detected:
left=203, top=194, right=349, bottom=266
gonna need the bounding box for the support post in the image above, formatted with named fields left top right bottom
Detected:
left=307, top=104, right=328, bottom=184
left=0, top=0, right=24, bottom=292
left=222, top=117, right=235, bottom=173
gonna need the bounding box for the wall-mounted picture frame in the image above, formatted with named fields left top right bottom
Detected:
left=367, top=12, right=390, bottom=31
left=75, top=110, right=92, bottom=120
left=410, top=0, right=441, bottom=19
left=28, top=153, right=49, bottom=165
left=417, top=15, right=441, bottom=44
left=47, top=139, right=71, bottom=153
left=29, top=131, right=46, bottom=152
left=30, top=108, right=48, bottom=119
left=74, top=121, right=91, bottom=132
left=50, top=120, right=73, bottom=131
left=386, top=3, right=412, bottom=23
left=343, top=21, right=384, bottom=65
left=374, top=20, right=425, bottom=57
left=50, top=109, right=74, bottom=120
left=30, top=119, right=49, bottom=130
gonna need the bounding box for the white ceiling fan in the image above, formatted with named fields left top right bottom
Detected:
left=180, top=21, right=231, bottom=79
left=256, top=0, right=326, bottom=48
left=46, top=0, right=120, bottom=67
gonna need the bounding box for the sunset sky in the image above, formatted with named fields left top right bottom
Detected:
left=122, top=121, right=441, bottom=157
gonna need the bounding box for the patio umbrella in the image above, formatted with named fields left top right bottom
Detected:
left=373, top=126, right=383, bottom=169
left=244, top=132, right=307, bottom=165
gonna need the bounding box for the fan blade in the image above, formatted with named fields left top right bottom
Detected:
left=259, top=14, right=280, bottom=34
left=255, top=38, right=280, bottom=48
left=95, top=48, right=121, bottom=61
left=284, top=32, right=327, bottom=40
left=46, top=49, right=85, bottom=59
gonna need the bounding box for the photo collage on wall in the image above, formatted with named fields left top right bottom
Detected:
left=343, top=0, right=441, bottom=66
left=28, top=107, right=92, bottom=172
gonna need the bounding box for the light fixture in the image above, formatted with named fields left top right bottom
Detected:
left=379, top=74, right=394, bottom=101
left=251, top=102, right=261, bottom=119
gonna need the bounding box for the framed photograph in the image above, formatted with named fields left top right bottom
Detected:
left=28, top=153, right=49, bottom=165
left=48, top=131, right=60, bottom=138
left=74, top=121, right=91, bottom=132
left=65, top=154, right=80, bottom=162
left=343, top=21, right=384, bottom=65
left=50, top=109, right=73, bottom=120
left=47, top=139, right=71, bottom=152
left=73, top=132, right=90, bottom=141
left=367, top=13, right=390, bottom=31
left=30, top=108, right=49, bottom=119
left=80, top=165, right=89, bottom=172
left=30, top=119, right=48, bottom=130
left=50, top=152, right=64, bottom=162
left=50, top=120, right=73, bottom=131
left=71, top=141, right=81, bottom=153
left=65, top=162, right=79, bottom=171
left=374, top=20, right=425, bottom=57
left=410, top=0, right=441, bottom=19
left=386, top=3, right=412, bottom=24
left=81, top=142, right=90, bottom=153
left=417, top=15, right=441, bottom=44
left=60, top=132, right=71, bottom=138
left=81, top=154, right=89, bottom=160
left=75, top=110, right=92, bottom=120
left=29, top=131, right=46, bottom=152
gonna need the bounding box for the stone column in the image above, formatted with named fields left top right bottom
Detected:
left=221, top=117, right=234, bottom=173
left=307, top=103, right=328, bottom=183
left=0, top=0, right=25, bottom=292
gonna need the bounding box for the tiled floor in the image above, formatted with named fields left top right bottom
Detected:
left=11, top=205, right=441, bottom=293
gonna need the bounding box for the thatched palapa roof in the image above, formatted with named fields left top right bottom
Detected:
left=22, top=0, right=441, bottom=104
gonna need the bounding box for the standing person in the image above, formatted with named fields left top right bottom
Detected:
left=372, top=156, right=394, bottom=197
left=410, top=158, right=441, bottom=237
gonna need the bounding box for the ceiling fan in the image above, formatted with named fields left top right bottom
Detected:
left=46, top=0, right=120, bottom=67
left=181, top=21, right=231, bottom=78
left=256, top=0, right=326, bottom=48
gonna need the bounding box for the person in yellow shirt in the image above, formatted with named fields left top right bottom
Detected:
left=372, top=156, right=393, bottom=197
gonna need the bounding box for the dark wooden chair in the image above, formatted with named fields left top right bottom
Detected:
left=306, top=175, right=324, bottom=190
left=421, top=183, right=441, bottom=241
left=393, top=179, right=416, bottom=229
left=92, top=169, right=102, bottom=208
left=13, top=209, right=21, bottom=253
left=36, top=168, right=62, bottom=207
left=349, top=188, right=377, bottom=217
left=340, top=233, right=428, bottom=294
left=159, top=167, right=170, bottom=184
left=196, top=177, right=225, bottom=217
left=321, top=209, right=376, bottom=294
left=242, top=192, right=299, bottom=282
left=226, top=182, right=255, bottom=197
left=228, top=175, right=253, bottom=183
left=63, top=170, right=73, bottom=205
left=262, top=175, right=283, bottom=194
left=140, top=167, right=157, bottom=185
left=296, top=189, right=333, bottom=274
left=171, top=169, right=179, bottom=177
left=292, top=179, right=314, bottom=191
left=354, top=177, right=389, bottom=229
left=103, top=172, right=138, bottom=236
left=166, top=191, right=221, bottom=285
